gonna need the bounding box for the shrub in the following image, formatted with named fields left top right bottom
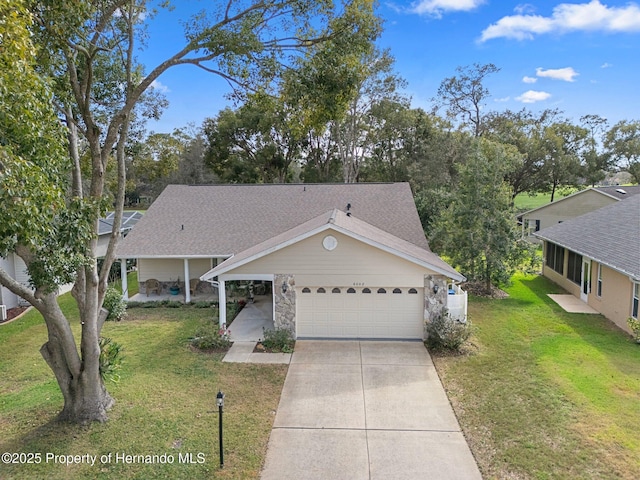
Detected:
left=158, top=299, right=183, bottom=308
left=99, top=337, right=124, bottom=383
left=226, top=300, right=246, bottom=325
left=261, top=328, right=295, bottom=353
left=103, top=287, right=127, bottom=321
left=627, top=317, right=640, bottom=344
left=193, top=301, right=215, bottom=308
left=425, top=311, right=472, bottom=352
left=190, top=322, right=232, bottom=351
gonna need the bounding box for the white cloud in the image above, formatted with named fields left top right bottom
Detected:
left=516, top=90, right=552, bottom=103
left=535, top=67, right=579, bottom=82
left=409, top=0, right=485, bottom=17
left=514, top=4, right=537, bottom=15
left=601, top=62, right=613, bottom=68
left=150, top=80, right=170, bottom=93
left=480, top=0, right=640, bottom=42
left=522, top=76, right=538, bottom=83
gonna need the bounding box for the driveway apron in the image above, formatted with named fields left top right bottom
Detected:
left=260, top=341, right=481, bottom=480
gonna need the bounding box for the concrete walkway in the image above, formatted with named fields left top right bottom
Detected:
left=260, top=341, right=482, bottom=480
left=548, top=294, right=599, bottom=314
left=223, top=296, right=291, bottom=364
left=228, top=296, right=274, bottom=342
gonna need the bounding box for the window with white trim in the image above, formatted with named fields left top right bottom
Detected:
left=596, top=264, right=603, bottom=298
left=633, top=283, right=639, bottom=320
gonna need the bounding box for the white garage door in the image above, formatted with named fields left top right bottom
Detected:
left=296, top=287, right=424, bottom=339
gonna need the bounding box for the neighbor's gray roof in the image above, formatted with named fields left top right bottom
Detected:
left=594, top=185, right=640, bottom=200
left=535, top=195, right=640, bottom=280
left=204, top=209, right=464, bottom=281
left=116, top=183, right=429, bottom=257
left=98, top=211, right=143, bottom=236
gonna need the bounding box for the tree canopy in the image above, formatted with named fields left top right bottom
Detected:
left=0, top=0, right=380, bottom=424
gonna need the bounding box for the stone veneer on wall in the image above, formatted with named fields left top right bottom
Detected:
left=274, top=273, right=296, bottom=334
left=424, top=274, right=448, bottom=337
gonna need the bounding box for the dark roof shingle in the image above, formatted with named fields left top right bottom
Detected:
left=117, top=183, right=429, bottom=257
left=535, top=195, right=640, bottom=279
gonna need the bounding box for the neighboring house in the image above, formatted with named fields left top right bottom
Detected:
left=96, top=211, right=143, bottom=258
left=520, top=186, right=640, bottom=240
left=116, top=183, right=467, bottom=340
left=534, top=195, right=640, bottom=334
left=0, top=212, right=142, bottom=315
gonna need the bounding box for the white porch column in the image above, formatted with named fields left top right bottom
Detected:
left=218, top=279, right=226, bottom=328
left=120, top=259, right=129, bottom=301
left=184, top=258, right=191, bottom=303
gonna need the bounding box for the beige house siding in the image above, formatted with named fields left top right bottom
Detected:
left=542, top=244, right=633, bottom=334
left=138, top=258, right=216, bottom=283
left=1, top=255, right=19, bottom=309
left=587, top=262, right=634, bottom=333
left=524, top=190, right=617, bottom=234
left=227, top=231, right=433, bottom=287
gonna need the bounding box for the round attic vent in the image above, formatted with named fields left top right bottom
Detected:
left=322, top=235, right=338, bottom=251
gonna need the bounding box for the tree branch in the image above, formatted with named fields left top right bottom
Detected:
left=0, top=264, right=40, bottom=308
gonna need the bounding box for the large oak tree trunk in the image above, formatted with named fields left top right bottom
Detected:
left=37, top=290, right=114, bottom=424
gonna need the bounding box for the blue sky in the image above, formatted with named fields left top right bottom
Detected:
left=141, top=0, right=640, bottom=134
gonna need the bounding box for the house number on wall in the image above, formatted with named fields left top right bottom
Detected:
left=352, top=282, right=365, bottom=286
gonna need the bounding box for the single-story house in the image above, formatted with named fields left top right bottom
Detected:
left=0, top=211, right=142, bottom=317
left=534, top=194, right=640, bottom=333
left=520, top=186, right=640, bottom=240
left=96, top=211, right=142, bottom=258
left=116, top=183, right=467, bottom=340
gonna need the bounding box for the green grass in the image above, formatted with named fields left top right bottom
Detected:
left=513, top=190, right=576, bottom=211
left=0, top=294, right=287, bottom=479
left=433, top=274, right=640, bottom=479
left=111, top=271, right=139, bottom=297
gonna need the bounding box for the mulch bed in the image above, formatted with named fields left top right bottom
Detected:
left=253, top=342, right=273, bottom=353
left=1, top=306, right=30, bottom=324
left=252, top=342, right=295, bottom=353
left=461, top=282, right=509, bottom=299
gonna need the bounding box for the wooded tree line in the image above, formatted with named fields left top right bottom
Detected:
left=129, top=60, right=640, bottom=213
left=124, top=58, right=639, bottom=294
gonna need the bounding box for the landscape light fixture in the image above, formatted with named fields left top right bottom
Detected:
left=216, top=390, right=225, bottom=468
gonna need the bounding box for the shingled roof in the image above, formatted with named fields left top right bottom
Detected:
left=535, top=195, right=640, bottom=280
left=594, top=185, right=640, bottom=200
left=116, top=183, right=430, bottom=258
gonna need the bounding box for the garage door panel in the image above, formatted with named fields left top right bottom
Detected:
left=297, top=288, right=424, bottom=339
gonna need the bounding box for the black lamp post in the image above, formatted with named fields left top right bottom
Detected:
left=216, top=390, right=225, bottom=468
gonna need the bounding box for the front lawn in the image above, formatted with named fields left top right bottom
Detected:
left=434, top=274, right=640, bottom=479
left=0, top=295, right=287, bottom=479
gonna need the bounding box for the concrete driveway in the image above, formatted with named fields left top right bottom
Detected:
left=260, top=341, right=481, bottom=480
